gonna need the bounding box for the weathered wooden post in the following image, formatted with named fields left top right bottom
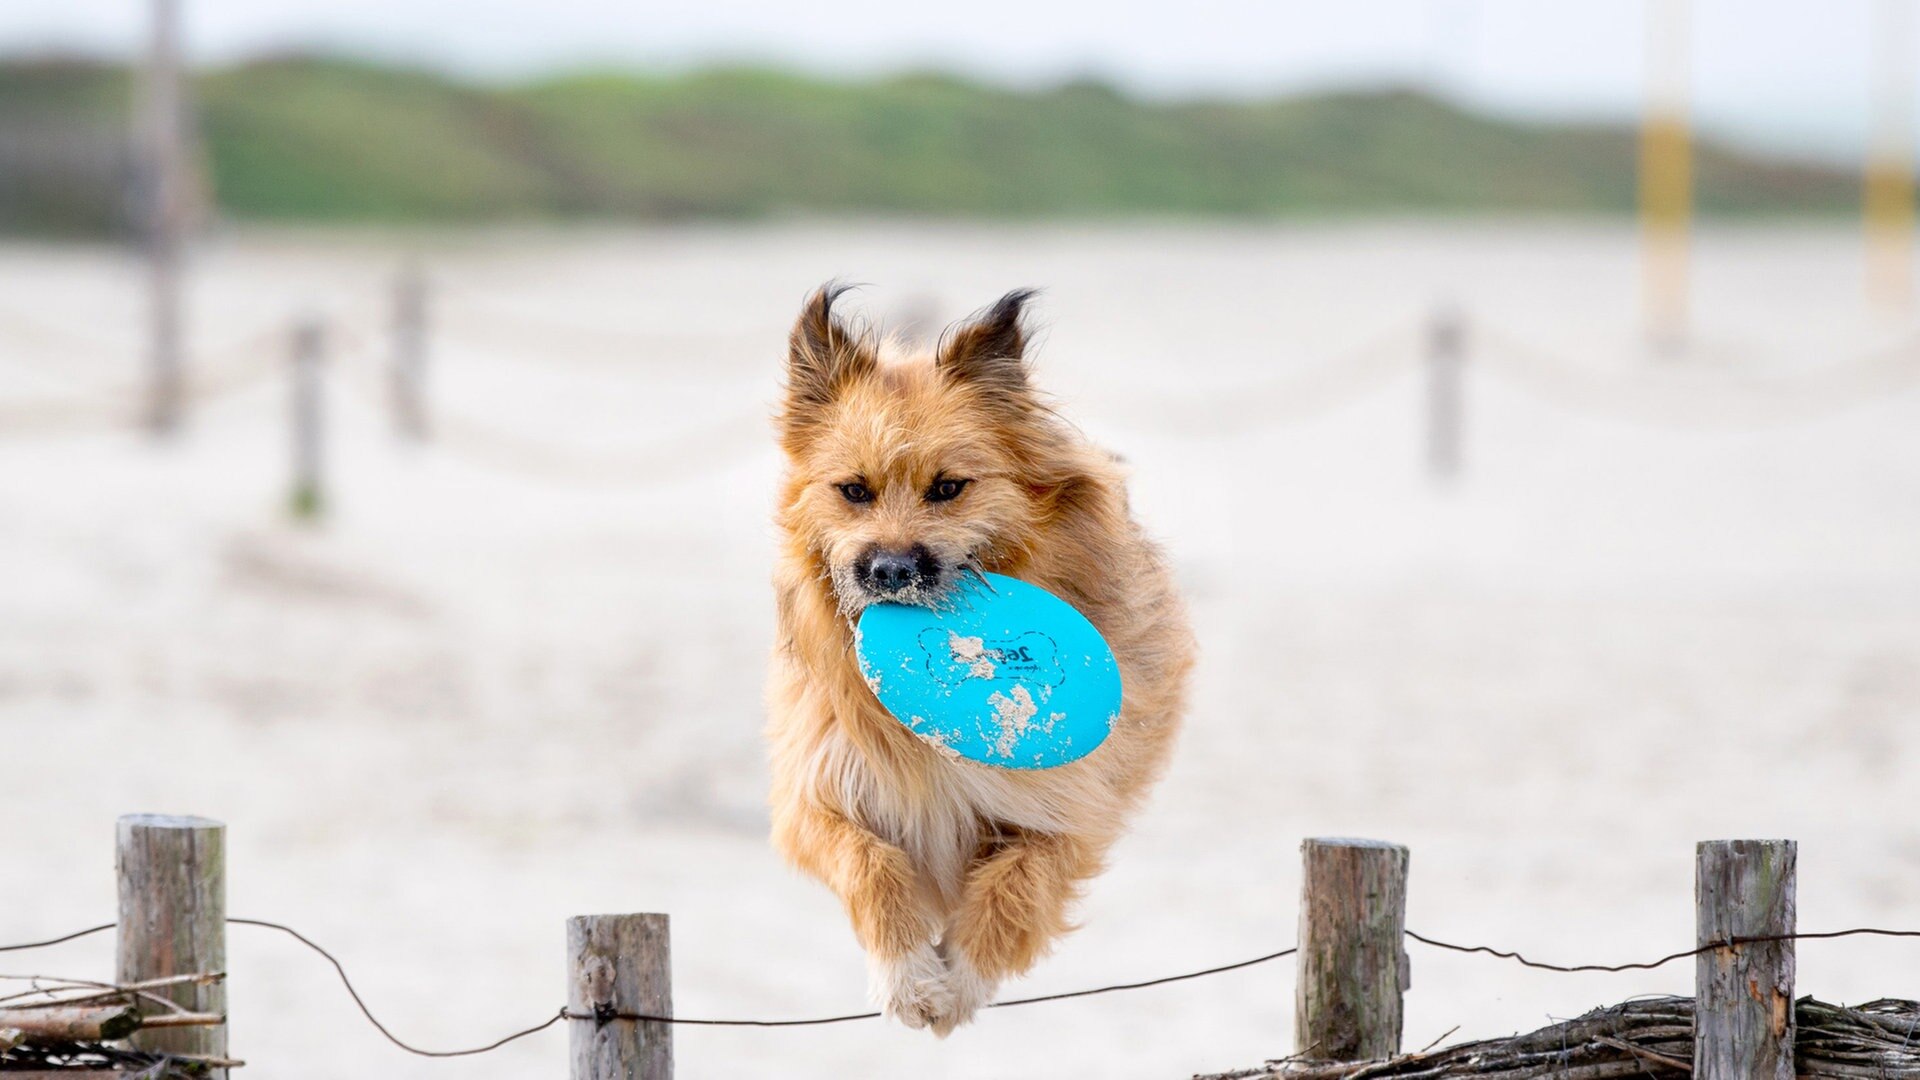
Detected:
left=1425, top=304, right=1465, bottom=483
left=117, top=814, right=227, bottom=1078
left=568, top=914, right=672, bottom=1080
left=1295, top=838, right=1410, bottom=1063
left=1695, top=839, right=1796, bottom=1080
left=289, top=316, right=325, bottom=519
left=390, top=261, right=429, bottom=441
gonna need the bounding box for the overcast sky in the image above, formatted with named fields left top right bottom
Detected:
left=0, top=0, right=1907, bottom=161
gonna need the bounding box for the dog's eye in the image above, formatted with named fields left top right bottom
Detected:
left=838, top=481, right=874, bottom=504
left=925, top=478, right=970, bottom=503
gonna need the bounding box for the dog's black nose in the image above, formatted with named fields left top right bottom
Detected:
left=861, top=546, right=931, bottom=594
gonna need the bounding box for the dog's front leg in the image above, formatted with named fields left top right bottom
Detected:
left=770, top=798, right=951, bottom=1029
left=941, top=827, right=1104, bottom=1036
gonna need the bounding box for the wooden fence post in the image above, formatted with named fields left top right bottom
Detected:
left=390, top=262, right=429, bottom=441
left=569, top=914, right=671, bottom=1080
left=289, top=316, right=325, bottom=520
left=1695, top=839, right=1796, bottom=1080
left=1295, top=838, right=1410, bottom=1063
left=1425, top=303, right=1465, bottom=483
left=117, top=814, right=227, bottom=1078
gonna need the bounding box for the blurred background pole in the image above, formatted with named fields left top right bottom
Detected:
left=139, top=0, right=188, bottom=435
left=1425, top=303, right=1465, bottom=485
left=391, top=261, right=430, bottom=440
left=289, top=317, right=326, bottom=521
left=1866, top=0, right=1915, bottom=314
left=1640, top=0, right=1692, bottom=352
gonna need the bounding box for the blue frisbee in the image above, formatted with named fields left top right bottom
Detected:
left=855, top=573, right=1122, bottom=770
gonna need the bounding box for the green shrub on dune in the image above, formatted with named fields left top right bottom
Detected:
left=0, top=54, right=1859, bottom=233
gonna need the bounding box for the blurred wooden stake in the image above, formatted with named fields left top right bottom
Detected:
left=1640, top=0, right=1692, bottom=352
left=140, top=0, right=187, bottom=435
left=1425, top=304, right=1465, bottom=485
left=290, top=317, right=326, bottom=520
left=1868, top=0, right=1916, bottom=313
left=391, top=261, right=430, bottom=440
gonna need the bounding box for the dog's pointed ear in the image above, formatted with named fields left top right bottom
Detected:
left=784, top=282, right=877, bottom=421
left=937, top=289, right=1036, bottom=400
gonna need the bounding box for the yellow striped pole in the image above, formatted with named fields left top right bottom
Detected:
left=1640, top=0, right=1692, bottom=350
left=1867, top=0, right=1915, bottom=313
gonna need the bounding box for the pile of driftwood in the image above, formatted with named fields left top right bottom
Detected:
left=0, top=1041, right=206, bottom=1078
left=0, top=971, right=236, bottom=1076
left=1199, top=996, right=1920, bottom=1079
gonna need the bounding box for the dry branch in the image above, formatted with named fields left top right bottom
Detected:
left=0, top=971, right=231, bottom=1075
left=1197, top=997, right=1920, bottom=1080
left=0, top=1006, right=139, bottom=1042
left=0, top=971, right=224, bottom=1013
left=134, top=1012, right=224, bottom=1030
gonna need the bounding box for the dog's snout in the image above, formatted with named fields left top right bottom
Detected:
left=859, top=544, right=935, bottom=595
left=864, top=549, right=922, bottom=592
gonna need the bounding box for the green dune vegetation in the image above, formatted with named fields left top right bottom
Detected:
left=0, top=54, right=1861, bottom=234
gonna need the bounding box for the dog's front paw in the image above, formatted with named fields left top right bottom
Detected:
left=928, top=951, right=998, bottom=1038
left=869, top=944, right=954, bottom=1031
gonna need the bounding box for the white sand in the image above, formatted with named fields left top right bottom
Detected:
left=1, top=222, right=1917, bottom=1078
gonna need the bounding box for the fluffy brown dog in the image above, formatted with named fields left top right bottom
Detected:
left=766, top=284, right=1193, bottom=1035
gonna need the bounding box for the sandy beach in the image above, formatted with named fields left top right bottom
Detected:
left=2, top=221, right=1917, bottom=1078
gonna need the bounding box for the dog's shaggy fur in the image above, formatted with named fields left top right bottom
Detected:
left=766, top=284, right=1194, bottom=1035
